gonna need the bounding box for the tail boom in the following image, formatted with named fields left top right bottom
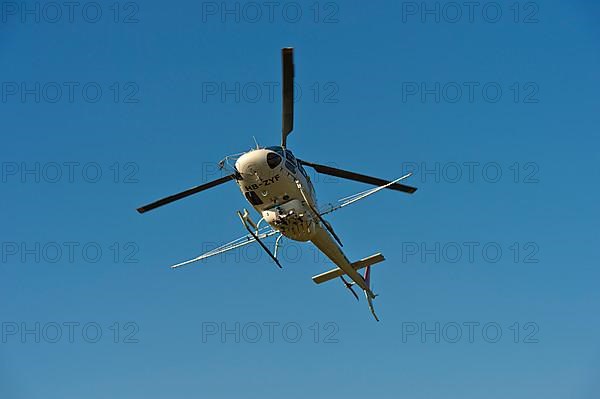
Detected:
left=310, top=225, right=383, bottom=321
left=310, top=227, right=370, bottom=293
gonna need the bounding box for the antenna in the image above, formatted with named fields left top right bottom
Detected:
left=252, top=136, right=260, bottom=149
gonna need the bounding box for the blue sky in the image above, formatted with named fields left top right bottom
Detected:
left=1, top=0, right=599, bottom=398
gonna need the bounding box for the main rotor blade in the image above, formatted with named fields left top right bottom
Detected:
left=136, top=174, right=236, bottom=214
left=299, top=160, right=417, bottom=194
left=281, top=47, right=294, bottom=147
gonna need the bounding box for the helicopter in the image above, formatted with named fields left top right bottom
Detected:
left=136, top=48, right=417, bottom=321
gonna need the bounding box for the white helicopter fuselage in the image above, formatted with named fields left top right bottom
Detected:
left=234, top=146, right=317, bottom=241
left=234, top=146, right=372, bottom=294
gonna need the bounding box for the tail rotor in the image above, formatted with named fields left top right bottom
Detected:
left=363, top=266, right=380, bottom=322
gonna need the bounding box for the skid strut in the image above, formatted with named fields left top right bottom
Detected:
left=237, top=210, right=282, bottom=268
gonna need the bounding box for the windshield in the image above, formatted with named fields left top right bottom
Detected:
left=285, top=150, right=296, bottom=164
left=266, top=146, right=284, bottom=156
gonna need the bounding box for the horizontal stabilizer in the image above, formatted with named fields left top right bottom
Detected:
left=312, top=253, right=385, bottom=284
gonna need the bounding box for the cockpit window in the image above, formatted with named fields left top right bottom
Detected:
left=298, top=162, right=309, bottom=179
left=266, top=146, right=284, bottom=156
left=266, top=152, right=282, bottom=169
left=285, top=160, right=296, bottom=174
left=285, top=150, right=296, bottom=164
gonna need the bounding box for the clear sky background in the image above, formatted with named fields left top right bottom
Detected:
left=1, top=1, right=599, bottom=398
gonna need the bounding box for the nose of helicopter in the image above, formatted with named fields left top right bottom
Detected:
left=235, top=149, right=282, bottom=176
